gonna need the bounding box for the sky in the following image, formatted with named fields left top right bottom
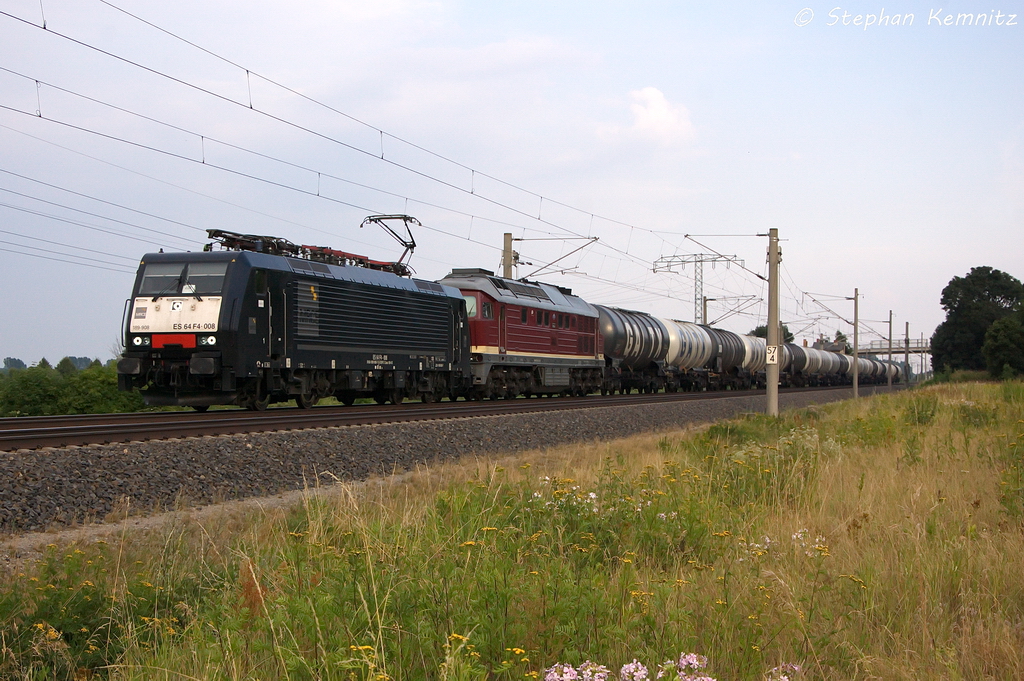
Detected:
left=0, top=0, right=1021, bottom=364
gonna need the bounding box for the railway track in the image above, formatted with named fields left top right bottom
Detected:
left=0, top=386, right=863, bottom=452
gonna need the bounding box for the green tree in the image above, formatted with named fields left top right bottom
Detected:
left=0, top=364, right=65, bottom=416
left=834, top=329, right=851, bottom=354
left=982, top=313, right=1024, bottom=377
left=60, top=365, right=145, bottom=414
left=931, top=267, right=1024, bottom=372
left=56, top=357, right=79, bottom=377
left=749, top=324, right=794, bottom=344
left=3, top=357, right=26, bottom=371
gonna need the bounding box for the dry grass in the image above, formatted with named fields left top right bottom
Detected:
left=3, top=382, right=1024, bottom=680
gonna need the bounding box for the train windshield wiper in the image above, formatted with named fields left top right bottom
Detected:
left=151, top=276, right=183, bottom=302
left=182, top=283, right=203, bottom=302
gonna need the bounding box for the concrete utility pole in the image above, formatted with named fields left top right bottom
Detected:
left=887, top=310, right=893, bottom=390
left=501, top=233, right=514, bottom=278
left=853, top=288, right=859, bottom=399
left=766, top=229, right=780, bottom=417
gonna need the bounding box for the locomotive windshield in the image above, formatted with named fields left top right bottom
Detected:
left=138, top=261, right=230, bottom=296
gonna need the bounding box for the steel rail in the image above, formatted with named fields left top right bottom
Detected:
left=0, top=386, right=854, bottom=451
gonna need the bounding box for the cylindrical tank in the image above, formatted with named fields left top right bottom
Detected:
left=835, top=354, right=852, bottom=375
left=667, top=321, right=714, bottom=370
left=596, top=306, right=669, bottom=369
left=786, top=344, right=808, bottom=373
left=779, top=343, right=793, bottom=372
left=656, top=316, right=683, bottom=368
left=740, top=335, right=766, bottom=372
left=802, top=347, right=823, bottom=375
left=703, top=327, right=745, bottom=372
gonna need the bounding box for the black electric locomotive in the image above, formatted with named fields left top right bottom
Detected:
left=117, top=221, right=471, bottom=410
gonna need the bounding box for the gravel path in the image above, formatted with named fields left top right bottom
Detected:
left=0, top=387, right=886, bottom=535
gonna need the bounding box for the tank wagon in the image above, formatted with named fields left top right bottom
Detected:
left=117, top=220, right=899, bottom=410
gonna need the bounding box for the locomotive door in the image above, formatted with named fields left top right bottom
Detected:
left=498, top=305, right=506, bottom=354
left=269, top=284, right=286, bottom=359
left=249, top=269, right=273, bottom=360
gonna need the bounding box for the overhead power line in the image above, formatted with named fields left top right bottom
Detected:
left=0, top=8, right=699, bottom=273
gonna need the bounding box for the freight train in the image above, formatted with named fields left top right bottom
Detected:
left=117, top=219, right=899, bottom=410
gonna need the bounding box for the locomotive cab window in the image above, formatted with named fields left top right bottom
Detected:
left=139, top=261, right=229, bottom=296
left=252, top=269, right=268, bottom=295
left=521, top=308, right=527, bottom=324
left=482, top=302, right=493, bottom=320
left=463, top=295, right=478, bottom=318
left=183, top=262, right=229, bottom=295
left=139, top=262, right=184, bottom=296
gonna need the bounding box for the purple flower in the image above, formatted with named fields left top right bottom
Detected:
left=580, top=661, right=611, bottom=681
left=620, top=660, right=649, bottom=681
left=546, top=663, right=580, bottom=681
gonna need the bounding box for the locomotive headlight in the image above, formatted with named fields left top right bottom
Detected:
left=132, top=336, right=151, bottom=347
left=197, top=335, right=217, bottom=346
left=132, top=336, right=143, bottom=346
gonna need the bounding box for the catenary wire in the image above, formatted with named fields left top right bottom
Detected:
left=0, top=10, right=690, bottom=273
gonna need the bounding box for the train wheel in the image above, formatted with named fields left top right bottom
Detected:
left=374, top=393, right=388, bottom=405
left=337, top=391, right=357, bottom=406
left=296, top=392, right=319, bottom=409
left=247, top=395, right=269, bottom=411
left=390, top=389, right=405, bottom=405
left=193, top=405, right=209, bottom=412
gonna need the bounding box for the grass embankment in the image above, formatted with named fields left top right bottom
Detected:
left=3, top=382, right=1024, bottom=680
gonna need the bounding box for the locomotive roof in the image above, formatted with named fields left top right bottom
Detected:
left=439, top=270, right=599, bottom=317
left=137, top=250, right=463, bottom=301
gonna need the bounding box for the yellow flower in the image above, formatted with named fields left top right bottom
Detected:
left=460, top=541, right=477, bottom=547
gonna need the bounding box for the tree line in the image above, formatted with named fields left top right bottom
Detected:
left=0, top=357, right=144, bottom=417
left=931, top=266, right=1024, bottom=378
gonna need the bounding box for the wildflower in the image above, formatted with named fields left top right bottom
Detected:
left=765, top=663, right=802, bottom=680
left=620, top=659, right=648, bottom=680
left=448, top=633, right=468, bottom=642
left=655, top=653, right=714, bottom=681
left=481, top=527, right=498, bottom=532
left=546, top=662, right=580, bottom=681
left=579, top=660, right=611, bottom=680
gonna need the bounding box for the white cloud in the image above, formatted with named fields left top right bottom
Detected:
left=628, top=87, right=695, bottom=143
left=596, top=87, right=695, bottom=146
